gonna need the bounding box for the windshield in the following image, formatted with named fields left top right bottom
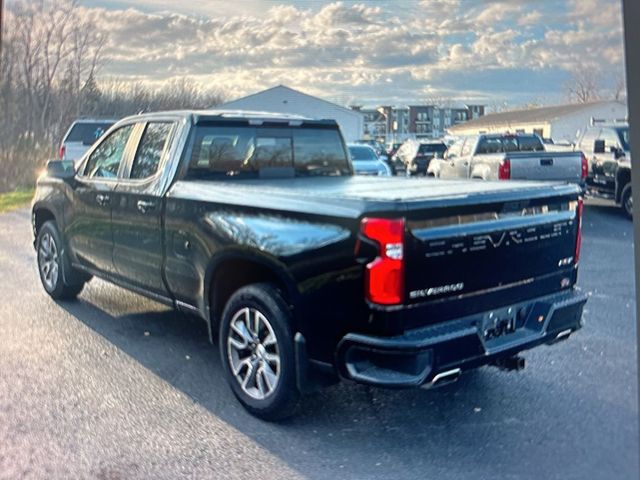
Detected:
left=65, top=122, right=114, bottom=145
left=616, top=127, right=630, bottom=151
left=186, top=125, right=351, bottom=179
left=348, top=146, right=377, bottom=161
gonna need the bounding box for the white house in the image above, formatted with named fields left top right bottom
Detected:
left=218, top=85, right=364, bottom=142
left=447, top=100, right=627, bottom=143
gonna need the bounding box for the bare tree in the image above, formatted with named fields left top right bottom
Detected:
left=613, top=72, right=627, bottom=102
left=0, top=1, right=225, bottom=192
left=565, top=66, right=602, bottom=103
left=1, top=1, right=107, bottom=139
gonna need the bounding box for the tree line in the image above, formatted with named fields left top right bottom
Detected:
left=0, top=0, right=223, bottom=192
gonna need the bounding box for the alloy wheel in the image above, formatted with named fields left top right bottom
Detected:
left=38, top=232, right=59, bottom=291
left=227, top=307, right=281, bottom=400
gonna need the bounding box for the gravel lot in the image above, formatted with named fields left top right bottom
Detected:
left=0, top=200, right=637, bottom=480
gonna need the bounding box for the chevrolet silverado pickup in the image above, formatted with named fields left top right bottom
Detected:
left=575, top=123, right=632, bottom=219
left=32, top=110, right=587, bottom=420
left=430, top=133, right=588, bottom=188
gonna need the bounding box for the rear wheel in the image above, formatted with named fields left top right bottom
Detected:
left=36, top=221, right=85, bottom=300
left=621, top=183, right=632, bottom=220
left=219, top=283, right=299, bottom=421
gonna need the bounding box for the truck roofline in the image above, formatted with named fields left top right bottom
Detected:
left=111, top=109, right=339, bottom=128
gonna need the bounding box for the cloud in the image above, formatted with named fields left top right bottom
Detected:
left=45, top=0, right=625, bottom=106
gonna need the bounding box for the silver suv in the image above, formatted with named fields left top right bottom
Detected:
left=59, top=119, right=117, bottom=161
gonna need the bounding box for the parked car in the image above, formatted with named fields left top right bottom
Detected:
left=59, top=118, right=117, bottom=161
left=576, top=123, right=632, bottom=218
left=33, top=110, right=587, bottom=420
left=393, top=140, right=447, bottom=176
left=430, top=133, right=587, bottom=188
left=386, top=142, right=403, bottom=158
left=347, top=144, right=392, bottom=176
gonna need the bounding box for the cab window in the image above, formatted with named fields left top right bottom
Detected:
left=84, top=125, right=134, bottom=179
left=446, top=138, right=464, bottom=157
left=130, top=122, right=175, bottom=179
left=476, top=137, right=503, bottom=154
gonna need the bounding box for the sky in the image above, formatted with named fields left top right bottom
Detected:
left=14, top=0, right=627, bottom=108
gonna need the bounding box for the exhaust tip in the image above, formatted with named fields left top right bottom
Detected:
left=555, top=329, right=572, bottom=341
left=423, top=368, right=462, bottom=389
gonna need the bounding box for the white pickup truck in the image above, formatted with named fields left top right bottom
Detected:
left=429, top=133, right=587, bottom=188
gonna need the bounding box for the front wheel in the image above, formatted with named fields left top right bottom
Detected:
left=219, top=283, right=299, bottom=421
left=36, top=221, right=85, bottom=300
left=621, top=183, right=632, bottom=220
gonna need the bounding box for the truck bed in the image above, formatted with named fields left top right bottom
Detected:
left=168, top=175, right=581, bottom=324
left=168, top=176, right=579, bottom=217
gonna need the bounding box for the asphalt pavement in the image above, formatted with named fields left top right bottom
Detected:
left=0, top=201, right=638, bottom=480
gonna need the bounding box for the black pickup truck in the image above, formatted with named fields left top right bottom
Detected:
left=33, top=110, right=587, bottom=420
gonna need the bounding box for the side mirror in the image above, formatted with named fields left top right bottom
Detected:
left=613, top=147, right=626, bottom=159
left=46, top=159, right=76, bottom=179
left=594, top=139, right=605, bottom=154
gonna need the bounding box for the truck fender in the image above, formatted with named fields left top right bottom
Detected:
left=470, top=164, right=490, bottom=180
left=202, top=249, right=300, bottom=342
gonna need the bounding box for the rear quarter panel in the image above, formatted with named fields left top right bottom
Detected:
left=162, top=181, right=371, bottom=361
left=470, top=153, right=501, bottom=180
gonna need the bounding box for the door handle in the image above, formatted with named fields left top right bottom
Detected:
left=136, top=200, right=155, bottom=214
left=462, top=161, right=469, bottom=166
left=96, top=193, right=110, bottom=206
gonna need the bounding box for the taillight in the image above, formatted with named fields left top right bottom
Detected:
left=59, top=145, right=66, bottom=159
left=498, top=158, right=511, bottom=180
left=574, top=198, right=584, bottom=264
left=581, top=153, right=588, bottom=179
left=360, top=217, right=405, bottom=305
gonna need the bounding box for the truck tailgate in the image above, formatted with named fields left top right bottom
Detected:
left=508, top=151, right=583, bottom=182
left=403, top=193, right=581, bottom=323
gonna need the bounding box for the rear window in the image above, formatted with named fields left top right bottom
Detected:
left=517, top=135, right=545, bottom=152
left=418, top=143, right=447, bottom=155
left=476, top=135, right=544, bottom=154
left=348, top=145, right=377, bottom=161
left=186, top=125, right=350, bottom=178
left=65, top=122, right=114, bottom=145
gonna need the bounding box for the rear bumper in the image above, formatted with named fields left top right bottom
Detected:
left=335, top=289, right=587, bottom=388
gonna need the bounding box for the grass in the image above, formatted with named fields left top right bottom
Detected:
left=0, top=188, right=34, bottom=213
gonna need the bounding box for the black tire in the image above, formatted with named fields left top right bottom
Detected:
left=36, top=221, right=85, bottom=300
left=219, top=283, right=299, bottom=421
left=621, top=183, right=632, bottom=220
